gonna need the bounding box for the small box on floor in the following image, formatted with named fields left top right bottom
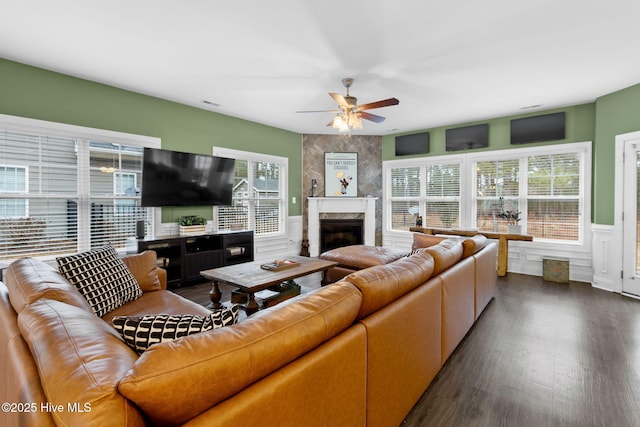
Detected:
left=542, top=257, right=569, bottom=283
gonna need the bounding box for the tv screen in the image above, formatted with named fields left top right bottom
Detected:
left=446, top=124, right=489, bottom=151
left=141, top=148, right=235, bottom=207
left=510, top=112, right=566, bottom=144
left=395, top=132, right=429, bottom=156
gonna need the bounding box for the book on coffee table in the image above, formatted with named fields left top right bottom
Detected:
left=260, top=260, right=300, bottom=271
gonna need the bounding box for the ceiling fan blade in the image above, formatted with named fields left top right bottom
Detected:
left=357, top=97, right=399, bottom=110
left=329, top=92, right=349, bottom=108
left=296, top=109, right=340, bottom=113
left=360, top=111, right=386, bottom=123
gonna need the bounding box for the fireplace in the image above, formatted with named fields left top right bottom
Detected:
left=320, top=219, right=364, bottom=253
left=307, top=197, right=377, bottom=257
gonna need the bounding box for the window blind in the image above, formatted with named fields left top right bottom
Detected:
left=425, top=163, right=460, bottom=228
left=390, top=167, right=420, bottom=230
left=0, top=130, right=151, bottom=262
left=527, top=152, right=581, bottom=241
left=475, top=159, right=519, bottom=233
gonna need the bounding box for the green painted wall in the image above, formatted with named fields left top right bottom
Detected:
left=593, top=83, right=640, bottom=224
left=0, top=58, right=303, bottom=222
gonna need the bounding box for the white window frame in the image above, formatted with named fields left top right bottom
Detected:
left=0, top=165, right=29, bottom=218
left=212, top=147, right=288, bottom=237
left=383, top=141, right=591, bottom=246
left=0, top=114, right=160, bottom=259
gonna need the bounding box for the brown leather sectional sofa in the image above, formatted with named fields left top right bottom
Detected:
left=0, top=235, right=496, bottom=427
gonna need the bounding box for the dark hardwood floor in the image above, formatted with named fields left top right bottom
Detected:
left=403, top=274, right=640, bottom=427
left=174, top=274, right=640, bottom=427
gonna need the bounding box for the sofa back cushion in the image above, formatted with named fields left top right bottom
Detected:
left=121, top=250, right=164, bottom=292
left=345, top=252, right=435, bottom=318
left=5, top=258, right=92, bottom=314
left=18, top=299, right=145, bottom=426
left=424, top=239, right=464, bottom=275
left=461, top=234, right=489, bottom=258
left=118, top=282, right=363, bottom=426
left=411, top=233, right=448, bottom=251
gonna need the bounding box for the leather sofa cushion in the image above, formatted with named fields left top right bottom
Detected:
left=424, top=239, right=464, bottom=275
left=320, top=244, right=408, bottom=270
left=412, top=233, right=448, bottom=251
left=119, top=282, right=362, bottom=426
left=121, top=250, right=164, bottom=292
left=101, top=289, right=211, bottom=324
left=17, top=299, right=145, bottom=427
left=461, top=234, right=489, bottom=258
left=5, top=258, right=92, bottom=314
left=345, top=252, right=435, bottom=318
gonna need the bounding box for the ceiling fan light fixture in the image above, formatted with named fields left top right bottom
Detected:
left=348, top=111, right=362, bottom=129
left=301, top=77, right=399, bottom=133
left=332, top=114, right=350, bottom=132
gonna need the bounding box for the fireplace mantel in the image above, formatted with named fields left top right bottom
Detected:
left=307, top=197, right=377, bottom=257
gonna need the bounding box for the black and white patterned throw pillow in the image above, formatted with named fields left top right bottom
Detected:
left=112, top=305, right=239, bottom=353
left=57, top=245, right=143, bottom=317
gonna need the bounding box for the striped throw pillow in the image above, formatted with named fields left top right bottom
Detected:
left=112, top=305, right=239, bottom=353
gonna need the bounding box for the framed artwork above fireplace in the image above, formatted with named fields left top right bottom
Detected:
left=324, top=152, right=358, bottom=197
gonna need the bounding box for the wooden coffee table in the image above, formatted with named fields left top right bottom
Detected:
left=200, top=256, right=338, bottom=315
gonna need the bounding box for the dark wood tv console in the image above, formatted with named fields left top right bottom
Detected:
left=127, top=230, right=254, bottom=288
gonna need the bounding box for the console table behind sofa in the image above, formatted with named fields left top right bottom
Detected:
left=410, top=227, right=532, bottom=276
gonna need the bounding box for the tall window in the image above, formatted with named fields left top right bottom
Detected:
left=0, top=117, right=158, bottom=262
left=475, top=159, right=519, bottom=233
left=384, top=142, right=590, bottom=244
left=426, top=163, right=461, bottom=228
left=526, top=152, right=581, bottom=241
left=213, top=148, right=287, bottom=236
left=387, top=162, right=461, bottom=230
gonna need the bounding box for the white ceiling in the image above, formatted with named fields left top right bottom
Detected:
left=2, top=1, right=639, bottom=136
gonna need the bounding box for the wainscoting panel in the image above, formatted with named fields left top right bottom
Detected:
left=591, top=224, right=619, bottom=292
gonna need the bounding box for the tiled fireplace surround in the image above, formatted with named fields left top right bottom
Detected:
left=302, top=134, right=383, bottom=256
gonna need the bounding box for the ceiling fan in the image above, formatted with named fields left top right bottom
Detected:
left=297, top=77, right=399, bottom=132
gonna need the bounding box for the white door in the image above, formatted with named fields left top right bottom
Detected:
left=622, top=138, right=640, bottom=296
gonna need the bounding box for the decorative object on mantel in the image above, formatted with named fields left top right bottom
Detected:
left=310, top=178, right=318, bottom=197
left=497, top=197, right=522, bottom=234
left=324, top=152, right=358, bottom=197
left=178, top=215, right=207, bottom=235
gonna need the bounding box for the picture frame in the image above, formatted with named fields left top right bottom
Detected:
left=324, top=152, right=358, bottom=197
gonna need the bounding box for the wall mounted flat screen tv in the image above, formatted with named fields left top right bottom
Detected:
left=395, top=132, right=429, bottom=156
left=510, top=112, right=566, bottom=144
left=141, top=147, right=235, bottom=207
left=445, top=124, right=489, bottom=151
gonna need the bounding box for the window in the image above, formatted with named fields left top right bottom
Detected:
left=426, top=163, right=461, bottom=228
left=387, top=162, right=461, bottom=231
left=526, top=152, right=581, bottom=241
left=384, top=142, right=590, bottom=244
left=0, top=166, right=28, bottom=217
left=213, top=148, right=287, bottom=236
left=475, top=159, right=519, bottom=233
left=0, top=116, right=159, bottom=262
